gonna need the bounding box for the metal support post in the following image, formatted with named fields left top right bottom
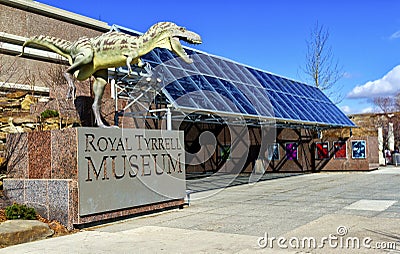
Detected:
left=166, top=106, right=172, bottom=131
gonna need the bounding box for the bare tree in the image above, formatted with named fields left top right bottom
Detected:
left=0, top=132, right=28, bottom=176
left=373, top=96, right=396, bottom=114
left=0, top=45, right=22, bottom=91
left=302, top=22, right=344, bottom=104
left=394, top=92, right=400, bottom=111
left=39, top=61, right=67, bottom=101
left=371, top=95, right=400, bottom=151
left=37, top=61, right=68, bottom=129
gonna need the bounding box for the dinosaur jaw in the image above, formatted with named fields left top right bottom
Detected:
left=171, top=32, right=202, bottom=64
left=181, top=31, right=202, bottom=45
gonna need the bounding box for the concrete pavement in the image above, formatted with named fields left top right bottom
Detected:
left=0, top=167, right=399, bottom=253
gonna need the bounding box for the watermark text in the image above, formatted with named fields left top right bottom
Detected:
left=257, top=226, right=397, bottom=250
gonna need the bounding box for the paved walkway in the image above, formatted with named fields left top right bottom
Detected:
left=1, top=167, right=400, bottom=253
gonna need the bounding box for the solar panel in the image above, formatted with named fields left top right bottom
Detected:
left=112, top=24, right=355, bottom=128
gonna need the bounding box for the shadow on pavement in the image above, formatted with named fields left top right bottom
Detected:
left=186, top=172, right=303, bottom=193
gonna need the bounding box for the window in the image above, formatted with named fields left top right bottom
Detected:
left=351, top=140, right=366, bottom=159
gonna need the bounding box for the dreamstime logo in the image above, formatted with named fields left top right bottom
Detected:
left=257, top=226, right=398, bottom=250
left=336, top=225, right=348, bottom=236
left=120, top=54, right=277, bottom=199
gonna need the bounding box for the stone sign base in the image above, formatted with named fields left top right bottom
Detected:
left=3, top=128, right=186, bottom=229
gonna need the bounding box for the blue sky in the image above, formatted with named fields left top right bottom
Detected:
left=35, top=0, right=400, bottom=114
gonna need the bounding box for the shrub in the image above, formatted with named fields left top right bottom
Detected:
left=5, top=203, right=37, bottom=220
left=40, top=109, right=59, bottom=119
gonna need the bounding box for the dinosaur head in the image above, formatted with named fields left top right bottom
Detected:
left=147, top=22, right=202, bottom=64
left=170, top=25, right=202, bottom=64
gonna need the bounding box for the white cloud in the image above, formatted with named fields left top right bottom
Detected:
left=343, top=71, right=353, bottom=78
left=361, top=107, right=374, bottom=113
left=341, top=105, right=351, bottom=114
left=390, top=30, right=400, bottom=39
left=347, top=65, right=400, bottom=99
left=340, top=105, right=374, bottom=114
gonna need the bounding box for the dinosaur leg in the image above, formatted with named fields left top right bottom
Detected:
left=125, top=55, right=139, bottom=76
left=126, top=56, right=133, bottom=74
left=91, top=70, right=117, bottom=128
left=67, top=46, right=93, bottom=74
left=63, top=72, right=76, bottom=100
left=64, top=50, right=94, bottom=99
left=91, top=70, right=108, bottom=127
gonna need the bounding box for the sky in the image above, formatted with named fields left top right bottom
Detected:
left=34, top=0, right=400, bottom=115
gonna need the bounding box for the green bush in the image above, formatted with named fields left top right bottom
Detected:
left=40, top=109, right=59, bottom=119
left=5, top=203, right=37, bottom=220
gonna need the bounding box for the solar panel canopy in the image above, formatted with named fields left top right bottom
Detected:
left=112, top=25, right=355, bottom=128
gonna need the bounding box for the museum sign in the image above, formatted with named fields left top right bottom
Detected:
left=77, top=128, right=186, bottom=216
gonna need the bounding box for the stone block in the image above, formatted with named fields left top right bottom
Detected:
left=24, top=180, right=48, bottom=217
left=48, top=180, right=69, bottom=227
left=51, top=128, right=78, bottom=179
left=0, top=220, right=53, bottom=246
left=28, top=131, right=51, bottom=179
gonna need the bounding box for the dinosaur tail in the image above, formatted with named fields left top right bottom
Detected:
left=19, top=35, right=73, bottom=63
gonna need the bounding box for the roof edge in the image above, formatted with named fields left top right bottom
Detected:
left=0, top=0, right=110, bottom=32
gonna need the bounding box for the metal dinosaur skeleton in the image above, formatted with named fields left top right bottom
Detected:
left=19, top=22, right=202, bottom=127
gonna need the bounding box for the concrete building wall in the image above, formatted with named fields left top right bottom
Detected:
left=0, top=0, right=108, bottom=38
left=0, top=0, right=109, bottom=90
left=0, top=0, right=115, bottom=125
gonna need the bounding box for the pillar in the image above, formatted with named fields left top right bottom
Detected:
left=378, top=127, right=385, bottom=165
left=388, top=122, right=395, bottom=151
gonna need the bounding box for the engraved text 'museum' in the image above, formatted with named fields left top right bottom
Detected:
left=77, top=128, right=185, bottom=216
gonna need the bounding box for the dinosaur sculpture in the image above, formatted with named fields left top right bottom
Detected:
left=19, top=22, right=202, bottom=127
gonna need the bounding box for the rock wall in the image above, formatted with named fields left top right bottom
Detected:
left=0, top=91, right=81, bottom=170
